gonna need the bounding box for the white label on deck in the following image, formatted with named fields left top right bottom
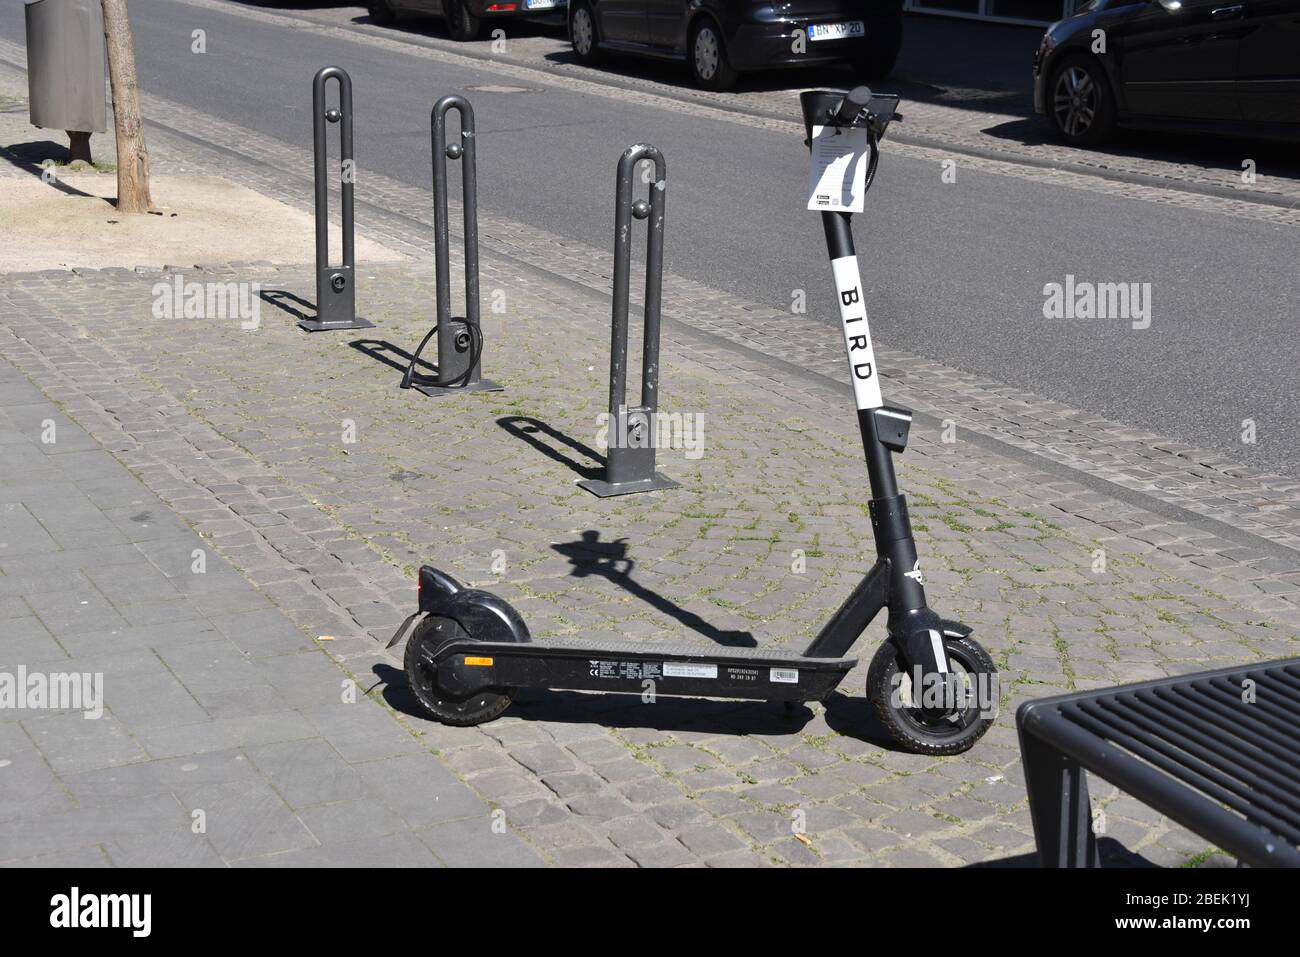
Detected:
left=770, top=668, right=799, bottom=684
left=663, top=662, right=717, bottom=679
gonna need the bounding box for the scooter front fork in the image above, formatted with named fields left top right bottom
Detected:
left=861, top=409, right=954, bottom=680
left=871, top=500, right=951, bottom=679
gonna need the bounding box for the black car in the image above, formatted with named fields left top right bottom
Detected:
left=568, top=0, right=903, bottom=91
left=1034, top=0, right=1300, bottom=146
left=367, top=0, right=567, bottom=41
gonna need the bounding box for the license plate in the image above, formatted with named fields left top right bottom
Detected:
left=808, top=20, right=865, bottom=41
left=526, top=0, right=557, bottom=8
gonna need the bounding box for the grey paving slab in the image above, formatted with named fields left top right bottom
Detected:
left=173, top=778, right=317, bottom=861
left=21, top=711, right=145, bottom=774
left=356, top=754, right=496, bottom=830
left=295, top=798, right=409, bottom=846
left=417, top=820, right=546, bottom=868
left=0, top=362, right=534, bottom=866
left=232, top=831, right=442, bottom=868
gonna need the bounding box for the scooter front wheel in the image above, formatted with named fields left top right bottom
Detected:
left=404, top=616, right=515, bottom=726
left=866, top=635, right=996, bottom=755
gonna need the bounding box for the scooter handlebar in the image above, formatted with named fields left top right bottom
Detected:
left=834, top=86, right=873, bottom=126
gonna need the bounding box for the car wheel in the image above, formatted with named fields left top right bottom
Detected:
left=688, top=19, right=738, bottom=91
left=366, top=0, right=396, bottom=25
left=569, top=1, right=603, bottom=65
left=445, top=0, right=483, bottom=41
left=1050, top=53, right=1117, bottom=147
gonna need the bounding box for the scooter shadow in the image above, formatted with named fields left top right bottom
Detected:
left=374, top=663, right=901, bottom=746
left=552, top=530, right=758, bottom=649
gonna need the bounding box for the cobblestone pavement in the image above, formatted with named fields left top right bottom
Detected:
left=0, top=356, right=541, bottom=867
left=185, top=0, right=1300, bottom=217
left=2, top=253, right=1295, bottom=868
left=7, top=43, right=1298, bottom=569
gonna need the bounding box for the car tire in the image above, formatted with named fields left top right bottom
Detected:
left=445, top=0, right=483, bottom=41
left=1049, top=53, right=1118, bottom=147
left=855, top=16, right=901, bottom=81
left=366, top=0, right=396, bottom=25
left=688, top=18, right=738, bottom=92
left=569, top=0, right=603, bottom=65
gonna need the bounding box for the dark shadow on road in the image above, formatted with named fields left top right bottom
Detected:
left=553, top=530, right=758, bottom=648
left=497, top=414, right=604, bottom=481
left=983, top=116, right=1300, bottom=186
left=234, top=0, right=568, bottom=42
left=352, top=7, right=568, bottom=42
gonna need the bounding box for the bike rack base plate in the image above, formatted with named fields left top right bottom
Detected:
left=578, top=473, right=680, bottom=497
left=410, top=378, right=504, bottom=397
left=298, top=317, right=375, bottom=333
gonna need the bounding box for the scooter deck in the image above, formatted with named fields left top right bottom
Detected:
left=429, top=636, right=858, bottom=703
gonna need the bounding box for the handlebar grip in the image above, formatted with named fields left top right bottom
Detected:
left=833, top=85, right=872, bottom=125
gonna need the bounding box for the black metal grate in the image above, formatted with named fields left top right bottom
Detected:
left=1057, top=663, right=1300, bottom=848
left=1019, top=657, right=1300, bottom=866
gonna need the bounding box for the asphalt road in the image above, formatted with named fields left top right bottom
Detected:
left=3, top=1, right=1297, bottom=477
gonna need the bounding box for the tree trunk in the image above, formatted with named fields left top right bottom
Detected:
left=67, top=131, right=92, bottom=164
left=101, top=0, right=152, bottom=213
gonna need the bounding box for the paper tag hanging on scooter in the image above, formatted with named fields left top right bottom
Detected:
left=806, top=125, right=871, bottom=214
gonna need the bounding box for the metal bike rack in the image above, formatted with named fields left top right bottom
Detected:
left=578, top=144, right=680, bottom=497
left=401, top=95, right=501, bottom=396
left=302, top=66, right=373, bottom=333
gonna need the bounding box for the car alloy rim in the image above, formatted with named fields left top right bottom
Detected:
left=573, top=9, right=593, bottom=54
left=1053, top=65, right=1097, bottom=137
left=694, top=27, right=719, bottom=80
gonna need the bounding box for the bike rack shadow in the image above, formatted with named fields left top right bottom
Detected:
left=259, top=289, right=315, bottom=324
left=554, top=530, right=757, bottom=649
left=349, top=338, right=439, bottom=378
left=497, top=415, right=604, bottom=481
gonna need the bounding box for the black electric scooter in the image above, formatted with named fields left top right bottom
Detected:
left=394, top=88, right=998, bottom=755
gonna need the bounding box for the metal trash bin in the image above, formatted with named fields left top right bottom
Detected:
left=25, top=0, right=106, bottom=134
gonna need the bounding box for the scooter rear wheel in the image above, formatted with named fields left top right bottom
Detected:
left=404, top=616, right=515, bottom=726
left=866, top=635, right=996, bottom=755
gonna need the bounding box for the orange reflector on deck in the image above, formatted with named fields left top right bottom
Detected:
left=464, top=656, right=495, bottom=666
